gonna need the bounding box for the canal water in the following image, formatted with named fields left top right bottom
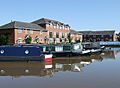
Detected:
left=0, top=48, right=120, bottom=88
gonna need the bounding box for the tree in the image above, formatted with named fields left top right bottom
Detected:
left=35, top=36, right=39, bottom=43
left=0, top=33, right=10, bottom=45
left=44, top=36, right=49, bottom=44
left=67, top=33, right=72, bottom=43
left=25, top=35, right=32, bottom=44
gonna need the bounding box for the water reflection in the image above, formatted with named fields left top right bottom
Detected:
left=53, top=55, right=102, bottom=72
left=0, top=49, right=120, bottom=78
left=0, top=59, right=54, bottom=77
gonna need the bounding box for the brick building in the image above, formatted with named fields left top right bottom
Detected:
left=70, top=29, right=82, bottom=42
left=32, top=18, right=71, bottom=43
left=79, top=30, right=116, bottom=42
left=0, top=18, right=82, bottom=44
left=0, top=21, right=47, bottom=44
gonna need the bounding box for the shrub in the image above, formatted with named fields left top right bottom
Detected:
left=0, top=33, right=10, bottom=45
left=25, top=35, right=32, bottom=44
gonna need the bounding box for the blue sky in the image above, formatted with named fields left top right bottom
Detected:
left=0, top=0, right=120, bottom=32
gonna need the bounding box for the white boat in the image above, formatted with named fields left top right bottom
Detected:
left=81, top=50, right=91, bottom=54
left=90, top=49, right=102, bottom=53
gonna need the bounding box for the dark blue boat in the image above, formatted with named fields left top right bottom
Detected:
left=0, top=45, right=44, bottom=61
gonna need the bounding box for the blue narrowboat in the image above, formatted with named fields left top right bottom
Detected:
left=0, top=45, right=44, bottom=61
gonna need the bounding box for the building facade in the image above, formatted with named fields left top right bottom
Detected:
left=32, top=18, right=71, bottom=43
left=0, top=21, right=47, bottom=44
left=0, top=18, right=81, bottom=44
left=79, top=30, right=116, bottom=42
left=70, top=30, right=82, bottom=42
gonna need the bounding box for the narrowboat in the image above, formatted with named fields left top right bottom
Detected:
left=82, top=42, right=103, bottom=54
left=41, top=43, right=83, bottom=57
left=0, top=45, right=44, bottom=61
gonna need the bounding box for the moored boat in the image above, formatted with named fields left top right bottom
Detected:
left=82, top=42, right=103, bottom=55
left=41, top=43, right=83, bottom=57
left=0, top=45, right=44, bottom=61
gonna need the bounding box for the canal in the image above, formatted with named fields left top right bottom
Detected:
left=0, top=48, right=120, bottom=88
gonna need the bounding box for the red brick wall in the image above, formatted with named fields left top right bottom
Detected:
left=71, top=34, right=82, bottom=42
left=45, top=25, right=70, bottom=43
left=15, top=29, right=47, bottom=44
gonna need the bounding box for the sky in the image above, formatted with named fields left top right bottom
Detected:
left=0, top=0, right=120, bottom=32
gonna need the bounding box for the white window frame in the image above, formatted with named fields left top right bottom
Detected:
left=17, top=37, right=22, bottom=43
left=59, top=32, right=62, bottom=37
left=57, top=24, right=59, bottom=29
left=54, top=32, right=56, bottom=37
left=54, top=25, right=56, bottom=28
left=60, top=26, right=62, bottom=29
left=40, top=31, right=42, bottom=35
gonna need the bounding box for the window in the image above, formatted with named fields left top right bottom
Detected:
left=56, top=33, right=59, bottom=38
left=56, top=38, right=59, bottom=42
left=54, top=32, right=56, bottom=37
left=67, top=26, right=69, bottom=30
left=25, top=29, right=28, bottom=34
left=65, top=33, right=68, bottom=37
left=62, top=38, right=64, bottom=42
left=49, top=32, right=53, bottom=38
left=40, top=38, right=42, bottom=42
left=57, top=24, right=59, bottom=29
left=49, top=38, right=53, bottom=43
left=54, top=25, right=56, bottom=28
left=46, top=23, right=50, bottom=27
left=17, top=37, right=22, bottom=43
left=60, top=26, right=62, bottom=29
left=65, top=26, right=68, bottom=30
left=59, top=32, right=62, bottom=38
left=40, top=31, right=42, bottom=35
left=62, top=26, right=65, bottom=29
left=62, top=33, right=64, bottom=38
left=50, top=23, right=53, bottom=26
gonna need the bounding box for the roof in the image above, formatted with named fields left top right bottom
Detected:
left=0, top=21, right=47, bottom=32
left=79, top=30, right=115, bottom=35
left=70, top=29, right=82, bottom=35
left=32, top=18, right=70, bottom=27
left=70, top=29, right=78, bottom=34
